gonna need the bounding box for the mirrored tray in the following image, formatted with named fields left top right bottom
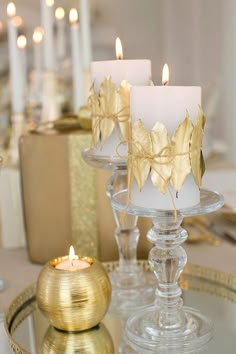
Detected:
left=4, top=261, right=236, bottom=354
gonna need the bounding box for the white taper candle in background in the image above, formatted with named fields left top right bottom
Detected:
left=130, top=64, right=201, bottom=210
left=79, top=0, right=92, bottom=69
left=17, top=34, right=27, bottom=103
left=7, top=2, right=24, bottom=114
left=55, top=7, right=66, bottom=61
left=90, top=37, right=152, bottom=156
left=40, top=0, right=55, bottom=70
left=69, top=8, right=84, bottom=112
left=32, top=27, right=44, bottom=74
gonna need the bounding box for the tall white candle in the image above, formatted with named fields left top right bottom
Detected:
left=90, top=38, right=152, bottom=156
left=79, top=0, right=92, bottom=69
left=32, top=27, right=44, bottom=74
left=40, top=0, right=55, bottom=70
left=130, top=65, right=201, bottom=210
left=17, top=35, right=27, bottom=103
left=7, top=2, right=24, bottom=114
left=55, top=7, right=66, bottom=61
left=69, top=8, right=84, bottom=112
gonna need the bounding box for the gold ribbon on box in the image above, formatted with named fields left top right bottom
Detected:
left=127, top=107, right=205, bottom=196
left=87, top=77, right=131, bottom=147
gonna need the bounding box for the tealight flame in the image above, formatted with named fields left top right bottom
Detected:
left=69, top=8, right=78, bottom=24
left=162, top=64, right=169, bottom=86
left=7, top=2, right=16, bottom=17
left=69, top=245, right=76, bottom=261
left=116, top=37, right=123, bottom=60
left=55, top=7, right=65, bottom=20
left=17, top=34, right=27, bottom=49
left=46, top=0, right=54, bottom=7
left=32, top=27, right=44, bottom=43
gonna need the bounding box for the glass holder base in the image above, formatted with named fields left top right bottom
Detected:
left=125, top=305, right=213, bottom=353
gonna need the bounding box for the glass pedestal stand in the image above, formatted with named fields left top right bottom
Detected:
left=111, top=189, right=224, bottom=353
left=82, top=149, right=155, bottom=315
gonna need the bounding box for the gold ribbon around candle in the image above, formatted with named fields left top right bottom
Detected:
left=116, top=106, right=206, bottom=200
left=88, top=77, right=131, bottom=147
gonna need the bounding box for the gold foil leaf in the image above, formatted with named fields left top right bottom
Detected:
left=190, top=108, right=205, bottom=187
left=150, top=122, right=172, bottom=194
left=132, top=120, right=151, bottom=190
left=118, top=80, right=131, bottom=141
left=99, top=77, right=117, bottom=142
left=171, top=116, right=193, bottom=191
left=88, top=84, right=101, bottom=145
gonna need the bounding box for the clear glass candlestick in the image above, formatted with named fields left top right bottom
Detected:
left=111, top=188, right=224, bottom=353
left=82, top=149, right=155, bottom=314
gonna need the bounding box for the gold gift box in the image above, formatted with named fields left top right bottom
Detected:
left=19, top=131, right=151, bottom=264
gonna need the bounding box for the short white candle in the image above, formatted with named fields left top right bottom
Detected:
left=79, top=0, right=92, bottom=70
left=130, top=65, right=201, bottom=210
left=55, top=7, right=66, bottom=61
left=91, top=38, right=152, bottom=157
left=7, top=2, right=24, bottom=114
left=40, top=0, right=55, bottom=71
left=69, top=8, right=84, bottom=112
left=55, top=246, right=90, bottom=271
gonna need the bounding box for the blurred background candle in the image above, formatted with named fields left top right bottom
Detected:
left=79, top=0, right=92, bottom=70
left=17, top=34, right=27, bottom=104
left=130, top=64, right=201, bottom=210
left=90, top=38, right=152, bottom=156
left=7, top=2, right=24, bottom=114
left=69, top=8, right=84, bottom=112
left=40, top=0, right=55, bottom=71
left=55, top=7, right=66, bottom=63
left=32, top=27, right=44, bottom=75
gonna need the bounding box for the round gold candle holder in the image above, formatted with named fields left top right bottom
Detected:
left=41, top=323, right=114, bottom=354
left=36, top=256, right=112, bottom=332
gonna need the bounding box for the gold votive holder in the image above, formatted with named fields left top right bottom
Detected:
left=41, top=323, right=114, bottom=354
left=36, top=256, right=112, bottom=332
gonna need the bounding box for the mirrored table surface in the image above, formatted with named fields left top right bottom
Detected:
left=4, top=261, right=236, bottom=354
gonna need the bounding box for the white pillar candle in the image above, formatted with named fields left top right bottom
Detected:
left=69, top=8, right=84, bottom=113
left=90, top=38, right=152, bottom=157
left=55, top=7, right=66, bottom=61
left=130, top=66, right=201, bottom=210
left=79, top=0, right=92, bottom=70
left=17, top=34, right=27, bottom=103
left=40, top=0, right=55, bottom=71
left=7, top=3, right=24, bottom=114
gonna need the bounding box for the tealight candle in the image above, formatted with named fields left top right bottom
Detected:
left=90, top=37, right=152, bottom=156
left=55, top=245, right=90, bottom=271
left=130, top=64, right=201, bottom=210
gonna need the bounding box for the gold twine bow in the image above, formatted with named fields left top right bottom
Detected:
left=87, top=77, right=131, bottom=147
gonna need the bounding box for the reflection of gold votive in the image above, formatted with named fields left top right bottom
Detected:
left=41, top=323, right=114, bottom=354
left=36, top=256, right=111, bottom=332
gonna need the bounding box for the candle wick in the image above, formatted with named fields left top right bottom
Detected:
left=163, top=80, right=168, bottom=86
left=71, top=260, right=74, bottom=267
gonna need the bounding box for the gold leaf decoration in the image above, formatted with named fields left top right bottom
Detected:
left=190, top=107, right=206, bottom=187
left=132, top=120, right=151, bottom=190
left=88, top=77, right=131, bottom=147
left=150, top=122, right=172, bottom=194
left=171, top=116, right=193, bottom=192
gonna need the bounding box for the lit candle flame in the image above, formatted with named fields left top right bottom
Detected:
left=7, top=2, right=16, bottom=17
left=12, top=15, right=23, bottom=27
left=46, top=0, right=54, bottom=7
left=32, top=27, right=44, bottom=43
left=17, top=34, right=27, bottom=49
left=162, top=64, right=169, bottom=86
left=0, top=21, right=4, bottom=32
left=69, top=8, right=78, bottom=24
left=116, top=37, right=123, bottom=60
left=55, top=7, right=65, bottom=20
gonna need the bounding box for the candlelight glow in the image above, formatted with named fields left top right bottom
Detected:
left=46, top=0, right=54, bottom=7
left=0, top=21, right=3, bottom=32
left=69, top=245, right=76, bottom=261
left=69, top=8, right=78, bottom=24
left=32, top=27, right=44, bottom=43
left=116, top=37, right=123, bottom=60
left=55, top=7, right=65, bottom=20
left=7, top=2, right=16, bottom=17
left=17, top=34, right=27, bottom=49
left=12, top=16, right=23, bottom=28
left=162, top=64, right=169, bottom=86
